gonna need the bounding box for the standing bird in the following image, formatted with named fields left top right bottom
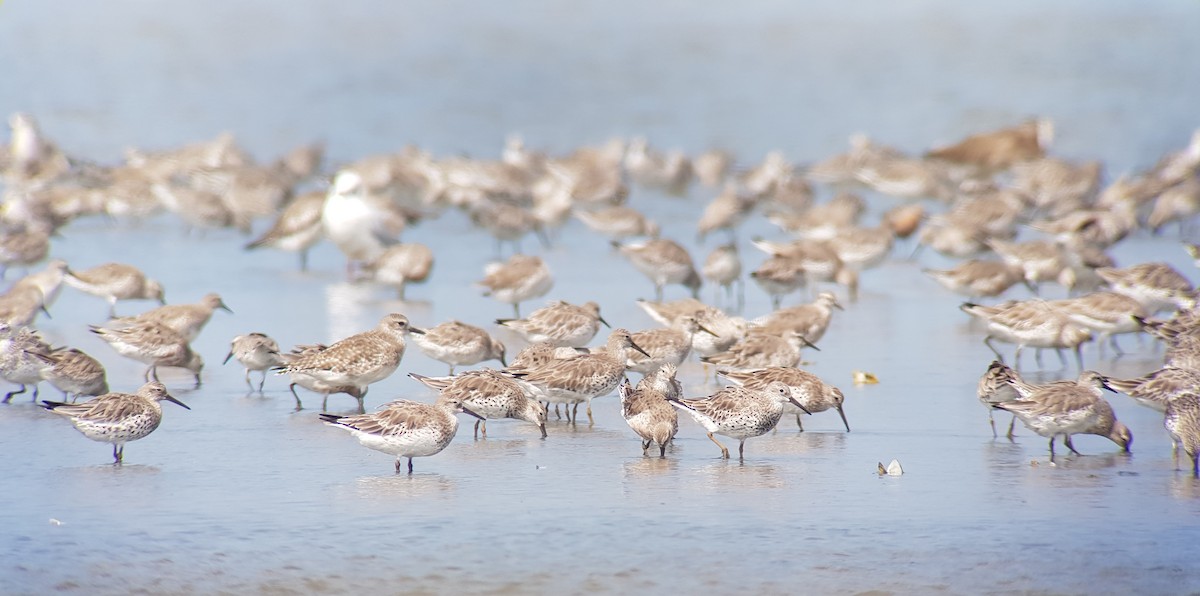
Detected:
left=411, top=320, right=506, bottom=374
left=622, top=315, right=717, bottom=376
left=28, top=347, right=108, bottom=401
left=0, top=324, right=50, bottom=402
left=514, top=328, right=650, bottom=424
left=613, top=237, right=701, bottom=301
left=64, top=262, right=166, bottom=318
left=321, top=170, right=407, bottom=278
left=752, top=291, right=843, bottom=344
left=90, top=321, right=204, bottom=387
left=409, top=369, right=547, bottom=439
left=718, top=367, right=848, bottom=432
left=496, top=300, right=608, bottom=347
left=244, top=189, right=325, bottom=272
left=1164, top=392, right=1200, bottom=476
left=702, top=243, right=744, bottom=309
left=618, top=363, right=681, bottom=457
left=224, top=333, right=284, bottom=393
left=699, top=330, right=816, bottom=372
left=669, top=381, right=808, bottom=460
left=993, top=371, right=1132, bottom=462
left=319, top=394, right=483, bottom=474
left=975, top=360, right=1025, bottom=438
left=41, top=381, right=190, bottom=464
left=278, top=343, right=365, bottom=412
left=477, top=254, right=554, bottom=318
left=275, top=313, right=423, bottom=402
left=106, top=292, right=232, bottom=342
left=365, top=243, right=434, bottom=299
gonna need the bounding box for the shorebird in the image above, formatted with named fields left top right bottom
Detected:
left=107, top=292, right=231, bottom=342
left=923, top=260, right=1027, bottom=299
left=718, top=367, right=847, bottom=432
left=496, top=300, right=607, bottom=348
left=1107, top=367, right=1200, bottom=413
left=960, top=300, right=1093, bottom=370
left=614, top=237, right=701, bottom=301
left=321, top=170, right=407, bottom=277
left=669, top=380, right=808, bottom=460
left=9, top=258, right=69, bottom=311
left=1096, top=262, right=1194, bottom=314
left=90, top=321, right=204, bottom=387
left=411, top=320, right=506, bottom=374
left=924, top=118, right=1052, bottom=171
left=693, top=149, right=732, bottom=187
left=224, top=332, right=284, bottom=393
left=0, top=324, right=50, bottom=402
left=319, top=394, right=483, bottom=474
left=512, top=328, right=648, bottom=424
left=279, top=343, right=365, bottom=412
left=478, top=254, right=554, bottom=318
left=975, top=360, right=1026, bottom=438
left=27, top=347, right=108, bottom=401
left=617, top=363, right=681, bottom=457
left=0, top=284, right=48, bottom=327
left=245, top=189, right=325, bottom=271
left=993, top=370, right=1132, bottom=462
left=1164, top=392, right=1200, bottom=476
left=64, top=262, right=166, bottom=318
left=750, top=255, right=806, bottom=310
left=1050, top=291, right=1147, bottom=357
left=702, top=243, right=743, bottom=309
left=987, top=238, right=1067, bottom=294
left=409, top=369, right=546, bottom=439
left=616, top=315, right=716, bottom=376
left=41, top=381, right=189, bottom=464
left=696, top=183, right=755, bottom=241
left=699, top=330, right=816, bottom=372
left=635, top=298, right=747, bottom=359
left=751, top=291, right=842, bottom=344
left=573, top=205, right=659, bottom=240
left=275, top=313, right=423, bottom=401
left=365, top=243, right=434, bottom=299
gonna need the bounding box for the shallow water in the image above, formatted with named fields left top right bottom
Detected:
left=3, top=1, right=1200, bottom=594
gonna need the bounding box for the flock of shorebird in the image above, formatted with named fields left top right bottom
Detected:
left=3, top=112, right=1200, bottom=475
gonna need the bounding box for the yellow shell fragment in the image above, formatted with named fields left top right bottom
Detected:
left=852, top=370, right=879, bottom=385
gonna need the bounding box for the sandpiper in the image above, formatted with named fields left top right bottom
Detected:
left=90, top=321, right=204, bottom=387
left=319, top=394, right=483, bottom=474
left=512, top=328, right=649, bottom=424
left=1096, top=262, right=1194, bottom=314
left=960, top=300, right=1092, bottom=370
left=669, top=380, right=806, bottom=460
left=699, top=330, right=815, bottom=372
left=621, top=315, right=717, bottom=376
left=108, top=292, right=232, bottom=342
left=41, top=381, right=190, bottom=464
left=1107, top=367, right=1200, bottom=413
left=496, top=300, right=608, bottom=348
left=614, top=237, right=701, bottom=301
left=364, top=243, right=434, bottom=299
left=993, top=370, right=1132, bottom=462
left=279, top=343, right=366, bottom=412
left=718, top=367, right=847, bottom=432
left=751, top=291, right=842, bottom=344
left=617, top=363, right=681, bottom=457
left=244, top=189, right=325, bottom=272
left=64, top=262, right=166, bottom=318
left=411, top=320, right=506, bottom=374
left=702, top=243, right=743, bottom=308
left=224, top=332, right=284, bottom=393
left=0, top=324, right=50, bottom=402
left=923, top=260, right=1026, bottom=299
left=275, top=313, right=423, bottom=400
left=28, top=347, right=108, bottom=401
left=478, top=254, right=554, bottom=318
left=409, top=369, right=546, bottom=439
left=1164, top=392, right=1200, bottom=476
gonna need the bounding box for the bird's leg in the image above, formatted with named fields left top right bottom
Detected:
left=290, top=383, right=304, bottom=411
left=258, top=371, right=267, bottom=393
left=3, top=385, right=26, bottom=403
left=481, top=420, right=488, bottom=438
left=984, top=336, right=1004, bottom=362
left=474, top=419, right=481, bottom=440
left=1034, top=347, right=1044, bottom=369
left=586, top=402, right=594, bottom=425
left=1048, top=436, right=1056, bottom=462
left=738, top=440, right=746, bottom=461
left=571, top=403, right=579, bottom=425
left=1055, top=348, right=1067, bottom=368
left=1109, top=334, right=1125, bottom=357
left=299, top=250, right=309, bottom=273
left=1192, top=453, right=1199, bottom=478
left=322, top=393, right=329, bottom=412
left=988, top=410, right=998, bottom=438
left=112, top=444, right=120, bottom=463
left=1074, top=344, right=1085, bottom=372
left=244, top=369, right=253, bottom=391
left=407, top=458, right=414, bottom=475
left=355, top=395, right=365, bottom=415
left=707, top=432, right=730, bottom=459
left=655, top=285, right=663, bottom=302
left=1064, top=435, right=1081, bottom=455
left=642, top=439, right=651, bottom=454
left=395, top=459, right=402, bottom=473
left=116, top=445, right=124, bottom=464
left=796, top=414, right=805, bottom=432
left=658, top=442, right=667, bottom=457
left=1006, top=415, right=1017, bottom=440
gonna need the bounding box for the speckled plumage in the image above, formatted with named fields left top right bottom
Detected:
left=108, top=292, right=231, bottom=342
left=635, top=298, right=747, bottom=358
left=993, top=370, right=1132, bottom=461
left=411, top=320, right=506, bottom=374
left=1097, top=262, right=1194, bottom=314
left=618, top=363, right=681, bottom=456
left=512, top=328, right=647, bottom=424
left=669, top=380, right=803, bottom=460
left=1108, top=367, right=1200, bottom=413
left=64, top=262, right=166, bottom=317
left=0, top=323, right=49, bottom=402
left=623, top=315, right=715, bottom=376
left=90, top=321, right=203, bottom=387
left=699, top=330, right=812, bottom=372
left=409, top=368, right=546, bottom=438
left=1164, top=392, right=1200, bottom=476
left=751, top=291, right=842, bottom=343
left=41, top=381, right=190, bottom=463
left=28, top=347, right=108, bottom=400
left=960, top=300, right=1092, bottom=370
left=224, top=332, right=284, bottom=393
left=975, top=360, right=1024, bottom=438
left=319, top=394, right=481, bottom=474
left=497, top=300, right=606, bottom=348
left=719, top=367, right=847, bottom=432
left=277, top=313, right=421, bottom=398
left=279, top=343, right=365, bottom=412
